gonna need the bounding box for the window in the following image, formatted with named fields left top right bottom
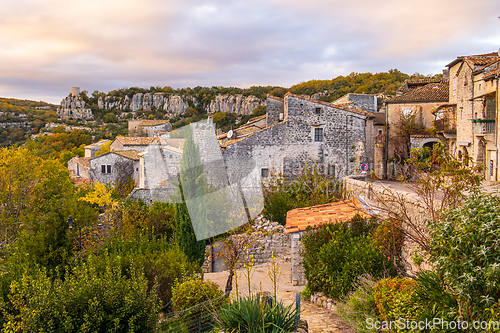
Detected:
left=328, top=164, right=335, bottom=176
left=314, top=128, right=323, bottom=142
left=378, top=129, right=383, bottom=135
left=101, top=165, right=112, bottom=174
left=315, top=107, right=322, bottom=115
left=261, top=168, right=269, bottom=178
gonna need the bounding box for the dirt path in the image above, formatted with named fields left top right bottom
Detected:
left=204, top=261, right=355, bottom=333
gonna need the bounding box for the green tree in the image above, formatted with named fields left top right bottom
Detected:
left=176, top=126, right=206, bottom=267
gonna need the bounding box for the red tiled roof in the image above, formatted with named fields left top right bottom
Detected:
left=385, top=81, right=449, bottom=103
left=139, top=120, right=170, bottom=126
left=285, top=199, right=371, bottom=233
left=266, top=94, right=284, bottom=102
left=115, top=136, right=159, bottom=146
left=114, top=150, right=140, bottom=160
left=73, top=156, right=90, bottom=169
left=447, top=52, right=500, bottom=68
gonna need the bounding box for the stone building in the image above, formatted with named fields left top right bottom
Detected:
left=84, top=139, right=111, bottom=158
left=447, top=52, right=500, bottom=182
left=332, top=93, right=378, bottom=112
left=89, top=150, right=140, bottom=185
left=67, top=156, right=91, bottom=179
left=127, top=119, right=172, bottom=137
left=57, top=88, right=93, bottom=119
left=220, top=93, right=378, bottom=181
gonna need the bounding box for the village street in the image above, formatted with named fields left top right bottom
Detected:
left=205, top=261, right=355, bottom=333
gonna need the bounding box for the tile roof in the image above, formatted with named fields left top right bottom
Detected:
left=73, top=156, right=90, bottom=169
left=285, top=198, right=371, bottom=233
left=447, top=52, right=500, bottom=68
left=115, top=136, right=159, bottom=146
left=114, top=150, right=141, bottom=160
left=385, top=81, right=449, bottom=103
left=410, top=134, right=437, bottom=139
left=84, top=139, right=110, bottom=149
left=266, top=94, right=284, bottom=102
left=139, top=120, right=170, bottom=126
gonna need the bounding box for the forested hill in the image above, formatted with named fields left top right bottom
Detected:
left=0, top=97, right=57, bottom=113
left=94, top=69, right=441, bottom=107
left=288, top=70, right=442, bottom=103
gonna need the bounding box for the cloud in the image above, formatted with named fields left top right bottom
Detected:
left=0, top=0, right=499, bottom=103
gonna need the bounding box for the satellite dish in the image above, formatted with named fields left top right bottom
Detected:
left=227, top=130, right=233, bottom=139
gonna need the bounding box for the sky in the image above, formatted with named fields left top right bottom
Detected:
left=1, top=0, right=500, bottom=104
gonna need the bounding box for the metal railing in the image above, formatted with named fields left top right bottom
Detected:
left=472, top=119, right=496, bottom=135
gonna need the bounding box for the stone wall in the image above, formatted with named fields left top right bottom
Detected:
left=266, top=96, right=284, bottom=127
left=203, top=232, right=291, bottom=273
left=291, top=231, right=306, bottom=286
left=343, top=175, right=431, bottom=273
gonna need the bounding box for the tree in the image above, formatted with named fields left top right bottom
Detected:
left=176, top=126, right=206, bottom=267
left=371, top=143, right=484, bottom=274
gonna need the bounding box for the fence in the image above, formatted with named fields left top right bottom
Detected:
left=159, top=295, right=227, bottom=333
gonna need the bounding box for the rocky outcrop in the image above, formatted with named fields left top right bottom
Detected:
left=87, top=92, right=265, bottom=116
left=96, top=93, right=191, bottom=115
left=58, top=96, right=93, bottom=119
left=208, top=94, right=263, bottom=115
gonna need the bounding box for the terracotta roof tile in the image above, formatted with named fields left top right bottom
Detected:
left=447, top=52, right=500, bottom=68
left=115, top=136, right=159, bottom=146
left=386, top=81, right=449, bottom=103
left=266, top=94, right=284, bottom=102
left=114, top=150, right=140, bottom=160
left=285, top=199, right=371, bottom=233
left=73, top=156, right=90, bottom=169
left=138, top=120, right=170, bottom=126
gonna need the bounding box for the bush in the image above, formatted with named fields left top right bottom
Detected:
left=373, top=277, right=418, bottom=331
left=301, top=219, right=394, bottom=299
left=336, top=275, right=379, bottom=333
left=214, top=295, right=299, bottom=333
left=100, top=235, right=200, bottom=307
left=263, top=191, right=294, bottom=225
left=171, top=279, right=224, bottom=312
left=0, top=255, right=159, bottom=332
left=429, top=192, right=500, bottom=323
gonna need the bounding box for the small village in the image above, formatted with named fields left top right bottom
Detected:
left=6, top=51, right=486, bottom=332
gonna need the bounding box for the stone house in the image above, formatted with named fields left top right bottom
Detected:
left=332, top=93, right=378, bottom=112
left=84, top=139, right=111, bottom=158
left=128, top=119, right=172, bottom=137
left=383, top=79, right=450, bottom=159
left=89, top=150, right=140, bottom=185
left=220, top=93, right=379, bottom=181
left=285, top=198, right=371, bottom=286
left=68, top=156, right=91, bottom=180
left=447, top=52, right=500, bottom=182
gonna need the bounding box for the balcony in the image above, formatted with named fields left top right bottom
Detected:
left=472, top=119, right=496, bottom=135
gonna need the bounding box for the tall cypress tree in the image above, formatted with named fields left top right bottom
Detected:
left=175, top=126, right=206, bottom=267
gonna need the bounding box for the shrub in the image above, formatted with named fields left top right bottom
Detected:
left=373, top=277, right=418, bottom=331
left=429, top=192, right=500, bottom=323
left=100, top=235, right=200, bottom=307
left=0, top=255, right=159, bottom=332
left=214, top=295, right=299, bottom=333
left=336, top=275, right=379, bottom=333
left=263, top=191, right=294, bottom=225
left=301, top=219, right=394, bottom=299
left=171, top=279, right=224, bottom=312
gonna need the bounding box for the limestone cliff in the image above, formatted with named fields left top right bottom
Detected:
left=207, top=94, right=262, bottom=115
left=57, top=96, right=93, bottom=119
left=97, top=93, right=191, bottom=115
left=96, top=92, right=264, bottom=115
